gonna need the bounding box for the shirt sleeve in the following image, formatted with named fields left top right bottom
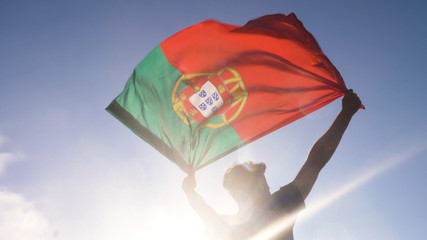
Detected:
left=271, top=182, right=306, bottom=212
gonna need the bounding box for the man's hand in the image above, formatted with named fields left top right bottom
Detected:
left=182, top=172, right=196, bottom=193
left=342, top=89, right=361, bottom=116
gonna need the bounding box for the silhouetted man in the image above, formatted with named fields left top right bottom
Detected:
left=183, top=90, right=362, bottom=240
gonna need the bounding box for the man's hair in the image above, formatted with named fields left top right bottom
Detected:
left=223, top=162, right=266, bottom=191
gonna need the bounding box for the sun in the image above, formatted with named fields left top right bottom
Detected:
left=149, top=212, right=204, bottom=240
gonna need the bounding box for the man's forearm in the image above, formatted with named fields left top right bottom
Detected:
left=307, top=109, right=354, bottom=171
left=184, top=188, right=218, bottom=223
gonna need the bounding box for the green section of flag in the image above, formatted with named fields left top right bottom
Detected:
left=107, top=46, right=243, bottom=172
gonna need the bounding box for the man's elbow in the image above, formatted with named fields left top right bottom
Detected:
left=307, top=148, right=332, bottom=171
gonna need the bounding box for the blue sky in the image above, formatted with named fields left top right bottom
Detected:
left=0, top=0, right=426, bottom=239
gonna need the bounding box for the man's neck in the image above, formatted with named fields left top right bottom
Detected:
left=237, top=193, right=270, bottom=215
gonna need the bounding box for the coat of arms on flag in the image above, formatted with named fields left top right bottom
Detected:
left=172, top=67, right=248, bottom=132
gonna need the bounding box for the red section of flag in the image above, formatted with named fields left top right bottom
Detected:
left=161, top=13, right=349, bottom=142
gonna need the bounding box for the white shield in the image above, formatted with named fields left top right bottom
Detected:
left=189, top=81, right=224, bottom=118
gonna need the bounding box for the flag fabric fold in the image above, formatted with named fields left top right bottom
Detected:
left=107, top=13, right=348, bottom=173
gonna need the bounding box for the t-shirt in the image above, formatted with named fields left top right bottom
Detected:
left=206, top=182, right=305, bottom=240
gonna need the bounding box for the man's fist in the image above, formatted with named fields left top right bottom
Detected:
left=342, top=89, right=361, bottom=115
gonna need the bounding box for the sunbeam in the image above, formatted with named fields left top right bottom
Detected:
left=249, top=145, right=426, bottom=240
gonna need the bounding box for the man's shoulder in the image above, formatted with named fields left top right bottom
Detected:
left=270, top=182, right=306, bottom=210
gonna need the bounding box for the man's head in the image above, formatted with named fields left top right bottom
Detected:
left=223, top=162, right=270, bottom=204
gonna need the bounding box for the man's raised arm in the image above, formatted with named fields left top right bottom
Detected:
left=182, top=173, right=221, bottom=224
left=293, top=90, right=362, bottom=200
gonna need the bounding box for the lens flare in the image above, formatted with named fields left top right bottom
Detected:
left=249, top=145, right=426, bottom=240
left=150, top=212, right=204, bottom=240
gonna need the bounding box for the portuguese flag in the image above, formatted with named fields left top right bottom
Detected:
left=107, top=13, right=348, bottom=173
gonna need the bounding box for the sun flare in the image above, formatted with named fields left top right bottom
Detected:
left=248, top=145, right=425, bottom=240
left=149, top=213, right=204, bottom=240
